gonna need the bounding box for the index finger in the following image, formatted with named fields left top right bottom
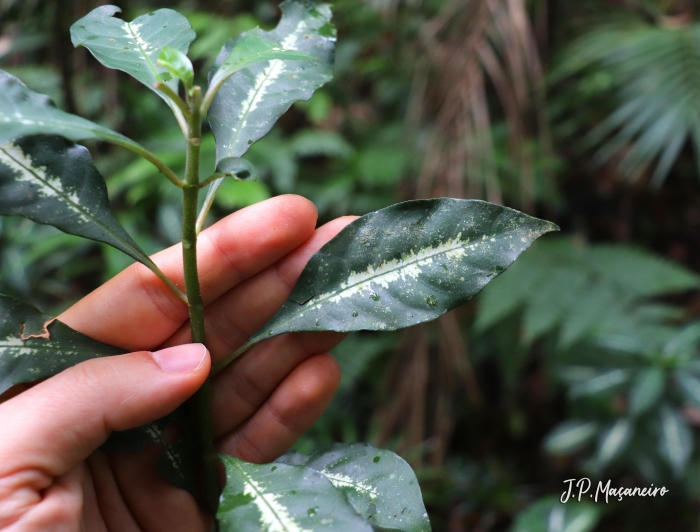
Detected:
left=59, top=195, right=318, bottom=351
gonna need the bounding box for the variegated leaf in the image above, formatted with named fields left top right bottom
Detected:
left=0, top=294, right=124, bottom=394
left=277, top=444, right=431, bottom=532
left=203, top=0, right=335, bottom=210
left=206, top=28, right=316, bottom=108
left=216, top=199, right=557, bottom=370
left=0, top=135, right=162, bottom=271
left=71, top=6, right=195, bottom=115
left=0, top=69, right=138, bottom=149
left=218, top=454, right=374, bottom=531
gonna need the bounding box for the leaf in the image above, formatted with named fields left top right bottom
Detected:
left=544, top=420, right=599, bottom=456
left=216, top=157, right=257, bottom=181
left=512, top=496, right=602, bottom=532
left=658, top=406, right=693, bottom=477
left=595, top=418, right=633, bottom=470
left=0, top=294, right=124, bottom=395
left=158, top=46, right=194, bottom=89
left=223, top=199, right=557, bottom=364
left=629, top=368, right=665, bottom=417
left=0, top=69, right=138, bottom=148
left=0, top=135, right=163, bottom=271
left=217, top=453, right=375, bottom=531
left=204, top=0, right=335, bottom=208
left=277, top=443, right=431, bottom=532
left=70, top=6, right=195, bottom=110
left=207, top=28, right=316, bottom=103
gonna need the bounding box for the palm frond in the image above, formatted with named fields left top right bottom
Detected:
left=555, top=21, right=700, bottom=186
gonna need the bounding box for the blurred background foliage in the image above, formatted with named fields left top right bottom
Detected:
left=2, top=0, right=700, bottom=529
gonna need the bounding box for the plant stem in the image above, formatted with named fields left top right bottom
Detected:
left=195, top=180, right=221, bottom=235
left=211, top=338, right=255, bottom=375
left=143, top=256, right=188, bottom=304
left=111, top=138, right=186, bottom=188
left=182, top=87, right=220, bottom=521
left=154, top=82, right=192, bottom=118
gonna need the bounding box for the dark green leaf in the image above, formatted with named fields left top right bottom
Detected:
left=70, top=6, right=195, bottom=114
left=544, top=420, right=599, bottom=456
left=0, top=294, right=123, bottom=395
left=101, top=407, right=198, bottom=499
left=277, top=444, right=431, bottom=532
left=158, top=46, right=194, bottom=89
left=0, top=135, right=162, bottom=271
left=221, top=199, right=556, bottom=367
left=0, top=69, right=138, bottom=148
left=218, top=453, right=374, bottom=531
left=204, top=0, right=335, bottom=207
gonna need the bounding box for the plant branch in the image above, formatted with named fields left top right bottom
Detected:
left=181, top=86, right=220, bottom=521
left=211, top=338, right=255, bottom=375
left=143, top=257, right=188, bottom=303
left=110, top=138, right=185, bottom=188
left=199, top=173, right=230, bottom=188
left=195, top=179, right=221, bottom=235
left=155, top=82, right=192, bottom=118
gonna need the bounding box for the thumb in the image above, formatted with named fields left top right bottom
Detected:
left=0, top=344, right=209, bottom=478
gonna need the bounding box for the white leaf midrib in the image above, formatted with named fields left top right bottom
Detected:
left=231, top=461, right=303, bottom=532
left=258, top=234, right=475, bottom=339
left=0, top=144, right=145, bottom=262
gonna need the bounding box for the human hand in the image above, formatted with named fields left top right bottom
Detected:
left=0, top=195, right=354, bottom=531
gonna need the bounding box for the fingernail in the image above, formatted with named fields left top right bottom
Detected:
left=152, top=344, right=207, bottom=373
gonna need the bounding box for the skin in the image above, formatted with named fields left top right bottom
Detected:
left=0, top=195, right=355, bottom=531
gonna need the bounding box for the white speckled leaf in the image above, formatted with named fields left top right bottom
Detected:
left=277, top=444, right=431, bottom=532
left=0, top=69, right=139, bottom=148
left=0, top=294, right=124, bottom=394
left=218, top=454, right=374, bottom=531
left=246, top=199, right=557, bottom=346
left=203, top=0, right=335, bottom=208
left=70, top=6, right=195, bottom=111
left=0, top=135, right=158, bottom=268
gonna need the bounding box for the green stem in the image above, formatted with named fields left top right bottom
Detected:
left=199, top=173, right=230, bottom=188
left=143, top=257, right=188, bottom=304
left=112, top=138, right=185, bottom=189
left=195, top=179, right=221, bottom=235
left=154, top=82, right=192, bottom=119
left=212, top=338, right=255, bottom=375
left=182, top=87, right=220, bottom=521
